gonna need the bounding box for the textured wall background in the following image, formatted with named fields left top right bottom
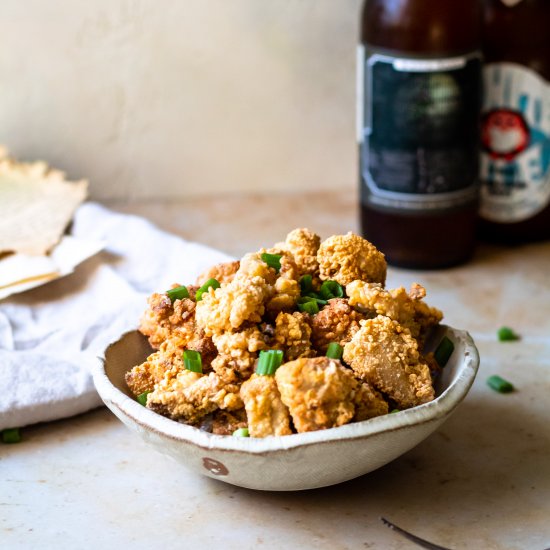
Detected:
left=0, top=1, right=360, bottom=200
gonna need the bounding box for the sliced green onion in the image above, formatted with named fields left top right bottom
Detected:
left=196, top=278, right=220, bottom=301
left=487, top=375, right=514, bottom=393
left=326, top=342, right=343, bottom=360
left=1, top=428, right=21, bottom=444
left=166, top=285, right=189, bottom=302
left=497, top=326, right=520, bottom=342
left=256, top=349, right=284, bottom=375
left=297, top=299, right=319, bottom=315
left=233, top=427, right=250, bottom=437
left=184, top=350, right=203, bottom=373
left=389, top=409, right=400, bottom=414
left=261, top=252, right=282, bottom=273
left=303, top=294, right=328, bottom=306
left=434, top=336, right=454, bottom=367
left=137, top=391, right=151, bottom=406
left=319, top=280, right=344, bottom=300
left=299, top=274, right=313, bottom=294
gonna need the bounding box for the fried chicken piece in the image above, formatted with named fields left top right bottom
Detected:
left=281, top=228, right=321, bottom=277
left=346, top=281, right=443, bottom=343
left=196, top=252, right=274, bottom=334
left=353, top=381, right=389, bottom=421
left=275, top=357, right=361, bottom=432
left=317, top=232, right=386, bottom=286
left=240, top=374, right=293, bottom=437
left=185, top=329, right=217, bottom=372
left=139, top=291, right=197, bottom=349
left=265, top=250, right=301, bottom=313
left=125, top=345, right=185, bottom=396
left=343, top=316, right=435, bottom=409
left=310, top=298, right=366, bottom=353
left=210, top=326, right=268, bottom=383
left=210, top=409, right=248, bottom=436
left=274, top=311, right=315, bottom=360
left=196, top=260, right=240, bottom=286
left=147, top=370, right=243, bottom=424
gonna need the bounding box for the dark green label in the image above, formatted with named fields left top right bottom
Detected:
left=359, top=49, right=481, bottom=211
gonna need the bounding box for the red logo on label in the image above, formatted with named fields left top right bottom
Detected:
left=481, top=108, right=530, bottom=161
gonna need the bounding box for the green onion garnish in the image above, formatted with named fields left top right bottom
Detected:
left=261, top=252, right=282, bottom=272
left=390, top=409, right=400, bottom=414
left=319, top=280, right=344, bottom=300
left=184, top=350, right=203, bottom=373
left=304, top=293, right=328, bottom=306
left=196, top=278, right=220, bottom=301
left=487, top=375, right=514, bottom=393
left=297, top=299, right=319, bottom=315
left=233, top=427, right=250, bottom=437
left=256, top=349, right=284, bottom=375
left=299, top=274, right=313, bottom=294
left=1, top=428, right=21, bottom=444
left=434, top=336, right=454, bottom=367
left=326, top=342, right=343, bottom=360
left=137, top=391, right=151, bottom=406
left=497, top=326, right=520, bottom=342
left=166, top=285, right=189, bottom=302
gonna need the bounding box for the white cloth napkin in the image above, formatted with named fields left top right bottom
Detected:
left=0, top=203, right=232, bottom=431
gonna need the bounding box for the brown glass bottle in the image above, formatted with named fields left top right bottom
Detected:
left=478, top=0, right=550, bottom=244
left=358, top=0, right=482, bottom=269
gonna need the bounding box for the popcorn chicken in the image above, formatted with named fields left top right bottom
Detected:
left=240, top=374, right=293, bottom=437
left=274, top=311, right=315, bottom=360
left=281, top=228, right=321, bottom=277
left=125, top=346, right=184, bottom=396
left=317, top=232, right=386, bottom=286
left=275, top=357, right=359, bottom=432
left=346, top=281, right=443, bottom=344
left=196, top=252, right=274, bottom=334
left=343, top=316, right=434, bottom=409
left=196, top=260, right=240, bottom=286
left=310, top=298, right=366, bottom=353
left=127, top=227, right=442, bottom=436
left=147, top=371, right=242, bottom=424
left=139, top=292, right=197, bottom=349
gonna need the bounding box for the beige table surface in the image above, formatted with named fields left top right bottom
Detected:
left=2, top=192, right=549, bottom=550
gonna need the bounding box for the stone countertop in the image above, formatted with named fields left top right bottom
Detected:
left=2, top=192, right=550, bottom=550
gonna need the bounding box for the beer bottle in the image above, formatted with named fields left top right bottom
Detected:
left=357, top=0, right=482, bottom=269
left=479, top=0, right=550, bottom=243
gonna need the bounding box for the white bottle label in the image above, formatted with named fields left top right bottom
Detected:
left=480, top=63, right=550, bottom=223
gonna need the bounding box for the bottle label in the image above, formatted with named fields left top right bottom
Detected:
left=358, top=48, right=481, bottom=212
left=480, top=62, right=550, bottom=223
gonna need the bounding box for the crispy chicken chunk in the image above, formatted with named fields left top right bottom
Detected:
left=209, top=409, right=248, bottom=436
left=196, top=261, right=240, bottom=286
left=346, top=281, right=443, bottom=343
left=265, top=250, right=301, bottom=313
left=125, top=346, right=184, bottom=396
left=310, top=298, right=366, bottom=353
left=281, top=228, right=321, bottom=277
left=147, top=370, right=242, bottom=424
left=274, top=311, right=315, bottom=360
left=139, top=292, right=197, bottom=349
left=353, top=381, right=389, bottom=421
left=196, top=252, right=274, bottom=334
left=317, top=232, right=386, bottom=286
left=343, top=316, right=434, bottom=408
left=276, top=357, right=361, bottom=432
left=240, top=374, right=292, bottom=437
left=210, top=326, right=268, bottom=383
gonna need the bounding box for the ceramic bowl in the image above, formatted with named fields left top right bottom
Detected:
left=93, top=325, right=479, bottom=491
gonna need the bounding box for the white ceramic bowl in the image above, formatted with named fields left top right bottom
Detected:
left=93, top=326, right=479, bottom=491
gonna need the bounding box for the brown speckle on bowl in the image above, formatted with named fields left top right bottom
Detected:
left=202, top=457, right=229, bottom=476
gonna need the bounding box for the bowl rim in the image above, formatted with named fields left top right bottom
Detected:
left=92, top=325, right=479, bottom=455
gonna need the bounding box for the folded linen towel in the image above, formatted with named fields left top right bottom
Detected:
left=0, top=203, right=231, bottom=431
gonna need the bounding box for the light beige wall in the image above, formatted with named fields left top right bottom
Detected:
left=0, top=1, right=361, bottom=200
